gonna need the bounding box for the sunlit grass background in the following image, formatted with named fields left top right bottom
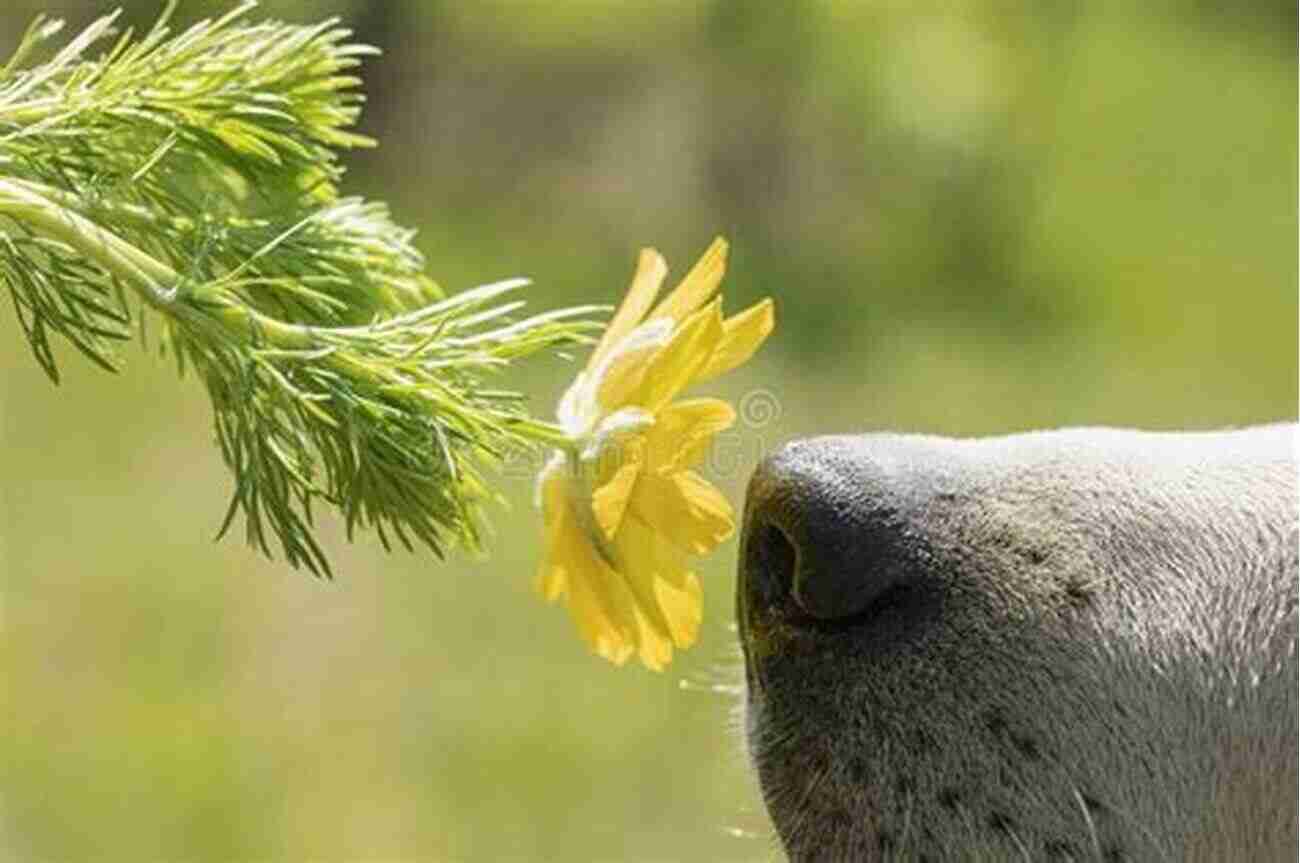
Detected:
left=1, top=1, right=1295, bottom=860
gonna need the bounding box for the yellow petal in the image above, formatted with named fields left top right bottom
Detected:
left=540, top=500, right=589, bottom=608
left=587, top=248, right=667, bottom=372
left=693, top=298, right=775, bottom=384
left=650, top=237, right=728, bottom=325
left=614, top=515, right=676, bottom=632
left=618, top=513, right=702, bottom=649
left=590, top=437, right=644, bottom=541
left=536, top=453, right=566, bottom=525
left=536, top=526, right=568, bottom=601
left=643, top=398, right=736, bottom=476
left=627, top=300, right=724, bottom=413
left=629, top=470, right=735, bottom=556
left=538, top=464, right=643, bottom=663
left=594, top=358, right=648, bottom=413
left=633, top=604, right=674, bottom=671
left=567, top=566, right=634, bottom=665
left=654, top=569, right=702, bottom=649
left=535, top=458, right=571, bottom=600
left=558, top=513, right=640, bottom=665
left=592, top=320, right=671, bottom=414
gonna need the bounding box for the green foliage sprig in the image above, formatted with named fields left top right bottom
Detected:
left=0, top=2, right=601, bottom=574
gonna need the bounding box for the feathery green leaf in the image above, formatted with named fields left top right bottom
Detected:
left=0, top=3, right=600, bottom=575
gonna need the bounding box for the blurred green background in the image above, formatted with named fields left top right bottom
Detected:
left=1, top=1, right=1294, bottom=860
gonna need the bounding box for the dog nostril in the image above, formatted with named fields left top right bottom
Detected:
left=741, top=438, right=921, bottom=622
left=746, top=522, right=798, bottom=609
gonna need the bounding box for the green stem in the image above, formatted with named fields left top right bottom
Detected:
left=521, top=422, right=575, bottom=450
left=25, top=181, right=208, bottom=235
left=0, top=176, right=180, bottom=307
left=0, top=175, right=313, bottom=349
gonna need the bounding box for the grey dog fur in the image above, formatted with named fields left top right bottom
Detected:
left=737, top=424, right=1297, bottom=861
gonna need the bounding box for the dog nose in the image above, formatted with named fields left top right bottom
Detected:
left=741, top=436, right=923, bottom=621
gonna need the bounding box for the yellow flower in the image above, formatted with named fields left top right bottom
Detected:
left=536, top=238, right=775, bottom=669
